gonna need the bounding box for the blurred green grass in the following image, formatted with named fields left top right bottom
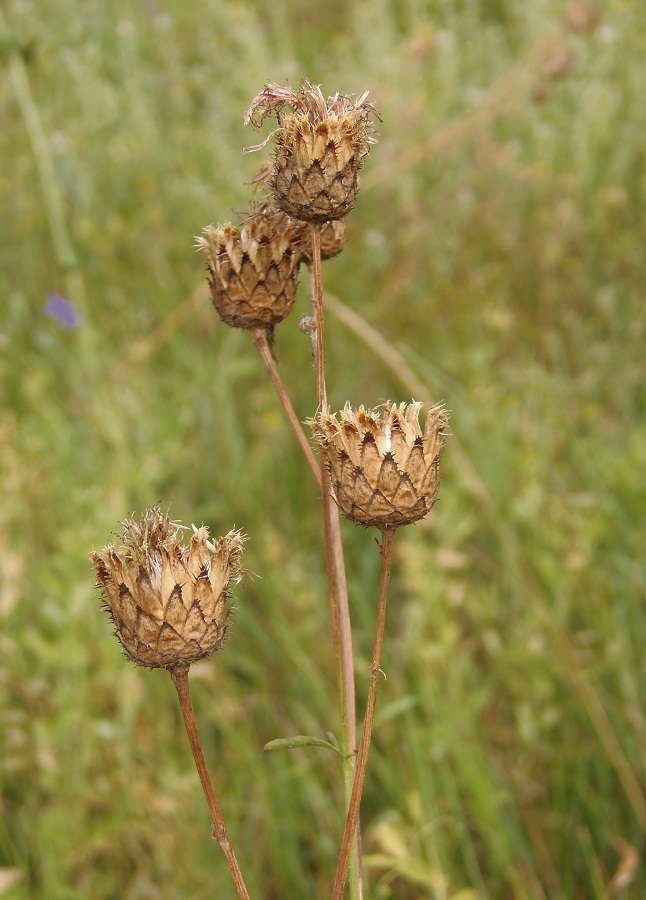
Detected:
left=2, top=0, right=646, bottom=897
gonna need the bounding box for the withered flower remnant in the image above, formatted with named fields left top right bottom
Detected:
left=197, top=204, right=305, bottom=331
left=91, top=505, right=246, bottom=669
left=311, top=402, right=448, bottom=529
left=301, top=219, right=347, bottom=265
left=248, top=167, right=347, bottom=261
left=244, top=80, right=379, bottom=223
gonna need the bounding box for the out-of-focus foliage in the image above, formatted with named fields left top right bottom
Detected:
left=2, top=0, right=645, bottom=897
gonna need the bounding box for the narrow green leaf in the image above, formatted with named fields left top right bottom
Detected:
left=263, top=735, right=348, bottom=757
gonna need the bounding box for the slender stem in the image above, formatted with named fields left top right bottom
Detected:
left=251, top=327, right=360, bottom=775
left=307, top=245, right=357, bottom=745
left=328, top=484, right=361, bottom=894
left=329, top=509, right=357, bottom=752
left=306, top=267, right=357, bottom=748
left=170, top=665, right=251, bottom=900
left=308, top=225, right=362, bottom=898
left=319, top=440, right=362, bottom=900
left=252, top=328, right=321, bottom=486
left=250, top=278, right=358, bottom=773
left=309, top=225, right=327, bottom=413
left=309, top=265, right=358, bottom=744
left=331, top=528, right=396, bottom=900
left=321, top=451, right=347, bottom=732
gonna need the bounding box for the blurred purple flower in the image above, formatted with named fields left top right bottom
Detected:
left=43, top=292, right=83, bottom=329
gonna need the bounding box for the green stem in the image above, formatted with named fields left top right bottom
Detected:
left=170, top=666, right=251, bottom=900
left=331, top=528, right=395, bottom=900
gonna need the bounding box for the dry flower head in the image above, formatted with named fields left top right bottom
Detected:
left=91, top=505, right=246, bottom=669
left=197, top=204, right=305, bottom=331
left=244, top=80, right=379, bottom=223
left=302, top=219, right=347, bottom=264
left=311, top=401, right=448, bottom=529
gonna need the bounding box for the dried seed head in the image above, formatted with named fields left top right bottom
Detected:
left=196, top=204, right=305, bottom=330
left=310, top=402, right=448, bottom=529
left=301, top=219, right=347, bottom=265
left=91, top=505, right=246, bottom=669
left=244, top=80, right=379, bottom=223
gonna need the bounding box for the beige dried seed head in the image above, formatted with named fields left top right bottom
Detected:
left=91, top=505, right=246, bottom=669
left=244, top=80, right=379, bottom=223
left=310, top=401, right=448, bottom=529
left=301, top=219, right=347, bottom=265
left=196, top=204, right=305, bottom=330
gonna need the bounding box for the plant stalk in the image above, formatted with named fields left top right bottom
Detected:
left=309, top=224, right=327, bottom=414
left=170, top=665, right=251, bottom=900
left=331, top=527, right=395, bottom=900
left=309, top=224, right=362, bottom=899
left=252, top=328, right=321, bottom=486
left=249, top=275, right=358, bottom=772
left=308, top=278, right=358, bottom=755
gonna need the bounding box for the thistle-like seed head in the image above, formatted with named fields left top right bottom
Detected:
left=91, top=505, right=246, bottom=669
left=301, top=219, right=347, bottom=265
left=310, top=402, right=448, bottom=529
left=244, top=80, right=379, bottom=223
left=196, top=204, right=305, bottom=330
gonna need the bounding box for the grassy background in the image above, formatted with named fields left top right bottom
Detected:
left=2, top=0, right=646, bottom=897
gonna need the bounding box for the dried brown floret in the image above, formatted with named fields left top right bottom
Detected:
left=197, top=204, right=305, bottom=330
left=91, top=505, right=246, bottom=669
left=244, top=80, right=379, bottom=223
left=301, top=219, right=347, bottom=264
left=310, top=402, right=448, bottom=529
